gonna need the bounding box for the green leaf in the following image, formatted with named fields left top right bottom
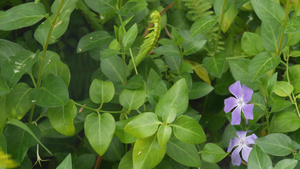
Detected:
left=288, top=65, right=300, bottom=94
left=73, top=154, right=96, bottom=169
left=138, top=57, right=161, bottom=81
left=124, top=112, right=160, bottom=138
left=123, top=23, right=138, bottom=51
left=84, top=113, right=115, bottom=156
left=1, top=50, right=38, bottom=87
left=51, top=0, right=78, bottom=13
left=190, top=16, right=217, bottom=37
left=125, top=74, right=144, bottom=90
left=115, top=118, right=137, bottom=144
left=157, top=124, right=172, bottom=147
left=133, top=135, right=166, bottom=169
left=56, top=154, right=72, bottom=169
left=84, top=0, right=116, bottom=13
left=162, top=107, right=177, bottom=124
left=201, top=143, right=227, bottom=163
left=163, top=54, right=182, bottom=73
left=213, top=0, right=233, bottom=16
left=48, top=99, right=77, bottom=136
left=146, top=69, right=167, bottom=106
left=32, top=75, right=69, bottom=108
left=274, top=159, right=298, bottom=169
left=274, top=81, right=294, bottom=97
left=103, top=136, right=124, bottom=162
left=285, top=16, right=300, bottom=33
left=241, top=32, right=264, bottom=56
left=270, top=95, right=293, bottom=113
left=118, top=150, right=133, bottom=169
left=251, top=0, right=285, bottom=24
left=32, top=51, right=61, bottom=78
left=155, top=79, right=189, bottom=117
left=267, top=72, right=277, bottom=95
left=270, top=112, right=300, bottom=133
left=117, top=0, right=147, bottom=16
left=166, top=136, right=201, bottom=167
left=119, top=82, right=146, bottom=110
left=248, top=145, right=272, bottom=169
left=228, top=58, right=258, bottom=90
left=203, top=52, right=226, bottom=78
left=255, top=133, right=293, bottom=156
left=6, top=83, right=32, bottom=120
left=0, top=2, right=46, bottom=31
left=249, top=52, right=281, bottom=81
left=183, top=39, right=206, bottom=55
left=173, top=115, right=206, bottom=144
left=154, top=45, right=180, bottom=56
left=100, top=49, right=120, bottom=60
left=101, top=56, right=128, bottom=83
left=189, top=82, right=214, bottom=100
left=0, top=97, right=7, bottom=130
left=89, top=79, right=114, bottom=104
left=6, top=119, right=52, bottom=156
left=0, top=39, right=27, bottom=67
left=77, top=30, right=113, bottom=53
left=261, top=22, right=287, bottom=53
left=42, top=60, right=71, bottom=86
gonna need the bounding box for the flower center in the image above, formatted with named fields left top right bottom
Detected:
left=237, top=99, right=244, bottom=107
left=239, top=139, right=246, bottom=146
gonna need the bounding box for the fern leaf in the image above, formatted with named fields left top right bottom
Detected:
left=183, top=0, right=214, bottom=21
left=128, top=11, right=161, bottom=74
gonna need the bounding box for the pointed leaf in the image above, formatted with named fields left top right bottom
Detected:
left=189, top=82, right=213, bottom=100
left=157, top=125, right=172, bottom=147
left=288, top=65, right=300, bottom=94
left=248, top=145, right=272, bottom=169
left=101, top=56, right=128, bottom=83
left=89, top=79, right=114, bottom=104
left=84, top=0, right=116, bottom=13
left=123, top=23, right=138, bottom=51
left=56, top=154, right=72, bottom=169
left=77, top=30, right=113, bottom=53
left=154, top=45, right=180, bottom=56
left=201, top=143, right=227, bottom=163
left=203, top=52, right=226, bottom=78
left=190, top=16, right=217, bottom=36
left=251, top=0, right=285, bottom=24
left=274, top=159, right=298, bottom=169
left=119, top=82, right=146, bottom=110
left=261, top=22, right=287, bottom=53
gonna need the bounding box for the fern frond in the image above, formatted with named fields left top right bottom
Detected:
left=206, top=26, right=225, bottom=55
left=183, top=0, right=214, bottom=21
left=128, top=11, right=161, bottom=74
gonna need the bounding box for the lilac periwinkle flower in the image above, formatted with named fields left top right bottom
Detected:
left=224, top=81, right=254, bottom=125
left=227, top=131, right=258, bottom=166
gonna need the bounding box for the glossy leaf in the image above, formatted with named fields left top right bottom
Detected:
left=261, top=22, right=287, bottom=53
left=157, top=125, right=172, bottom=147
left=249, top=52, right=280, bottom=81
left=166, top=137, right=201, bottom=167
left=133, top=136, right=166, bottom=169
left=273, top=159, right=298, bottom=169
left=251, top=0, right=285, bottom=24
left=124, top=112, right=160, bottom=138
left=1, top=50, right=38, bottom=87
left=56, top=154, right=72, bottom=169
left=48, top=99, right=77, bottom=136
left=241, top=32, right=264, bottom=56
left=189, top=82, right=214, bottom=100
left=203, top=52, right=226, bottom=78
left=274, top=81, right=294, bottom=97
left=101, top=56, right=128, bottom=83
left=119, top=82, right=146, bottom=110
left=190, top=16, right=217, bottom=37
left=155, top=79, right=189, bottom=117
left=270, top=112, right=300, bottom=133
left=201, top=143, right=227, bottom=163
left=0, top=2, right=46, bottom=31
left=84, top=0, right=116, bottom=13
left=89, top=79, right=114, bottom=104
left=255, top=133, right=293, bottom=156
left=6, top=83, right=32, bottom=120
left=248, top=145, right=272, bottom=169
left=288, top=65, right=300, bottom=94
left=173, top=115, right=206, bottom=144
left=77, top=30, right=113, bottom=53
left=32, top=75, right=69, bottom=108
left=84, top=113, right=115, bottom=155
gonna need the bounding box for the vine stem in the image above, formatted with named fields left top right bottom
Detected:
left=29, top=0, right=65, bottom=124
left=212, top=0, right=226, bottom=57
left=93, top=155, right=103, bottom=169
left=276, top=0, right=291, bottom=56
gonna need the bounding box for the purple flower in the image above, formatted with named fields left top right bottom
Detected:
left=224, top=81, right=254, bottom=125
left=227, top=131, right=258, bottom=166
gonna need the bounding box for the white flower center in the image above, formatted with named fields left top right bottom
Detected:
left=239, top=139, right=246, bottom=146
left=237, top=99, right=245, bottom=107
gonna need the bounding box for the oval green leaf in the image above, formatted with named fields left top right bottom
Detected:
left=157, top=125, right=172, bottom=147
left=89, top=79, right=115, bottom=104
left=274, top=81, right=294, bottom=97
left=201, top=143, right=227, bottom=163
left=119, top=82, right=146, bottom=110
left=270, top=112, right=300, bottom=133
left=248, top=145, right=272, bottom=169
left=77, top=30, right=113, bottom=53
left=203, top=52, right=226, bottom=78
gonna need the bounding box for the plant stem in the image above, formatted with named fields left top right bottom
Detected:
left=265, top=111, right=270, bottom=134
left=129, top=48, right=138, bottom=74
left=74, top=102, right=98, bottom=112
left=212, top=0, right=226, bottom=56
left=93, top=155, right=103, bottom=169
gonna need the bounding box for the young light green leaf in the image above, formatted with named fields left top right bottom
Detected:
left=270, top=112, right=300, bottom=133
left=155, top=79, right=189, bottom=117
left=0, top=2, right=46, bottom=31
left=255, top=133, right=293, bottom=156
left=251, top=0, right=285, bottom=24
left=133, top=135, right=166, bottom=169
left=6, top=83, right=32, bottom=120
left=42, top=60, right=71, bottom=86
left=201, top=143, right=227, bottom=163
left=89, top=79, right=114, bottom=104
left=274, top=159, right=298, bottom=169
left=189, top=82, right=214, bottom=100
left=77, top=30, right=113, bottom=53
left=123, top=23, right=138, bottom=51
left=190, top=16, right=217, bottom=37
left=48, top=100, right=77, bottom=136
left=248, top=145, right=272, bottom=169
left=124, top=112, right=160, bottom=138
left=166, top=136, right=201, bottom=167
left=115, top=118, right=137, bottom=144
left=261, top=22, right=287, bottom=53
left=101, top=56, right=128, bottom=83
left=84, top=113, right=115, bottom=156
left=249, top=52, right=281, bottom=81
left=241, top=32, right=265, bottom=56
left=203, top=52, right=226, bottom=78
left=285, top=16, right=300, bottom=33
left=157, top=125, right=172, bottom=147
left=56, top=154, right=72, bottom=169
left=84, top=0, right=116, bottom=13
left=274, top=81, right=294, bottom=97
left=173, top=115, right=206, bottom=144
left=162, top=107, right=177, bottom=124
left=32, top=75, right=69, bottom=108
left=288, top=65, right=300, bottom=94
left=1, top=50, right=38, bottom=87
left=119, top=82, right=146, bottom=110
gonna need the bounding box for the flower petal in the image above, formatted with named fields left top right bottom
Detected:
left=231, top=106, right=242, bottom=125
left=231, top=146, right=242, bottom=166
left=241, top=146, right=252, bottom=162
left=229, top=81, right=243, bottom=99
left=227, top=137, right=239, bottom=152
left=245, top=133, right=258, bottom=145
left=242, top=104, right=254, bottom=120
left=224, top=97, right=238, bottom=113
left=236, top=131, right=247, bottom=140
left=242, top=85, right=253, bottom=103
